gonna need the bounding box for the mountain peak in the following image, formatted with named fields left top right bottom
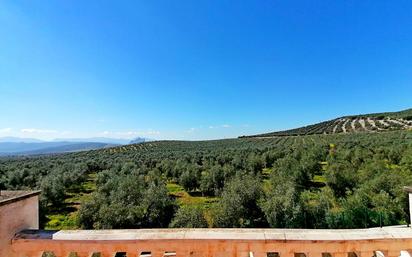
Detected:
left=129, top=137, right=147, bottom=144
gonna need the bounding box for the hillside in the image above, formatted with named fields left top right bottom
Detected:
left=243, top=108, right=412, bottom=137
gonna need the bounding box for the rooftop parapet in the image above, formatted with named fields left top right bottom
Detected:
left=11, top=227, right=412, bottom=257
left=13, top=226, right=412, bottom=241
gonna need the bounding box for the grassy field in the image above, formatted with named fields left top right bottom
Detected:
left=45, top=176, right=219, bottom=229
left=44, top=173, right=96, bottom=229
left=167, top=182, right=219, bottom=227
left=167, top=182, right=219, bottom=207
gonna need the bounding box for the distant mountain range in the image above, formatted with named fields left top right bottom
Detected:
left=0, top=137, right=44, bottom=143
left=0, top=137, right=152, bottom=156
left=242, top=108, right=412, bottom=138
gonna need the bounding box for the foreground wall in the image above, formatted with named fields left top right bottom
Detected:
left=10, top=227, right=412, bottom=257
left=0, top=191, right=40, bottom=257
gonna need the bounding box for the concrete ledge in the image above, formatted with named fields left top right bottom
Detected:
left=0, top=190, right=41, bottom=207
left=14, top=226, right=412, bottom=242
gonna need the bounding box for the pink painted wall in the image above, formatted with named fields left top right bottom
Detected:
left=0, top=194, right=39, bottom=257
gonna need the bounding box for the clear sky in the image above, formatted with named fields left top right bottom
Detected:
left=0, top=1, right=411, bottom=140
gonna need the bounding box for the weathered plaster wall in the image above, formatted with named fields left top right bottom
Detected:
left=0, top=195, right=39, bottom=257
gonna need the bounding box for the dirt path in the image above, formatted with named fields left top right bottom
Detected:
left=367, top=118, right=384, bottom=130
left=403, top=119, right=412, bottom=126
left=332, top=120, right=341, bottom=133
left=388, top=118, right=411, bottom=128
left=358, top=118, right=367, bottom=131
left=350, top=119, right=357, bottom=131
left=367, top=118, right=376, bottom=128
left=378, top=119, right=390, bottom=127
left=342, top=119, right=349, bottom=133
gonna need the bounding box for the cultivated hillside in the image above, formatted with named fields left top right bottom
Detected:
left=243, top=108, right=412, bottom=137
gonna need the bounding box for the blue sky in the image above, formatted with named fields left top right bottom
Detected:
left=0, top=1, right=411, bottom=140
